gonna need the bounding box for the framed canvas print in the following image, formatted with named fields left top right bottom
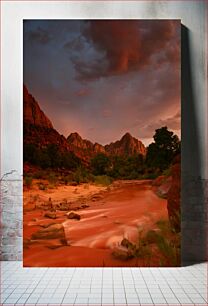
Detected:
left=23, top=19, right=181, bottom=267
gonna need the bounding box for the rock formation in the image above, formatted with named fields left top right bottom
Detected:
left=24, top=85, right=146, bottom=166
left=24, top=85, right=71, bottom=152
left=105, top=132, right=146, bottom=156
left=23, top=85, right=53, bottom=129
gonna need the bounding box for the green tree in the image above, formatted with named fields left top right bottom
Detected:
left=24, top=143, right=39, bottom=164
left=107, top=154, right=145, bottom=179
left=46, top=144, right=62, bottom=168
left=108, top=155, right=125, bottom=178
left=37, top=150, right=51, bottom=168
left=146, top=126, right=180, bottom=171
left=91, top=153, right=111, bottom=175
left=61, top=151, right=81, bottom=170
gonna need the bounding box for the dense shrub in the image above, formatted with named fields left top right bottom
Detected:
left=24, top=144, right=81, bottom=170
left=73, top=167, right=89, bottom=184
left=108, top=154, right=145, bottom=180
left=94, top=175, right=113, bottom=186
left=24, top=176, right=33, bottom=188
left=91, top=153, right=111, bottom=175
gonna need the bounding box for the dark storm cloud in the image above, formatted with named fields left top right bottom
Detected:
left=70, top=20, right=180, bottom=80
left=64, top=36, right=85, bottom=52
left=23, top=20, right=180, bottom=145
left=27, top=26, right=52, bottom=44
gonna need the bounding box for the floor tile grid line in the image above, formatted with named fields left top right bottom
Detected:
left=131, top=267, right=148, bottom=302
left=0, top=263, right=22, bottom=305
left=102, top=269, right=114, bottom=305
left=170, top=267, right=207, bottom=303
left=156, top=269, right=186, bottom=301
left=175, top=275, right=206, bottom=305
left=129, top=268, right=142, bottom=305
left=3, top=269, right=38, bottom=302
left=147, top=269, right=171, bottom=304
left=159, top=269, right=197, bottom=304
left=74, top=268, right=92, bottom=304
left=0, top=263, right=208, bottom=306
left=19, top=268, right=49, bottom=305
left=161, top=268, right=207, bottom=304
left=84, top=267, right=94, bottom=304
left=99, top=267, right=104, bottom=305
left=194, top=268, right=208, bottom=304
left=184, top=267, right=206, bottom=280
left=122, top=269, right=135, bottom=292
left=185, top=264, right=208, bottom=301
left=148, top=268, right=181, bottom=304
left=101, top=268, right=106, bottom=303
left=161, top=269, right=185, bottom=284
left=138, top=268, right=154, bottom=305
left=120, top=268, right=128, bottom=305
left=46, top=267, right=77, bottom=305
left=112, top=269, right=118, bottom=305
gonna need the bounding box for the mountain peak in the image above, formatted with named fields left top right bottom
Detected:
left=121, top=132, right=133, bottom=141
left=23, top=85, right=72, bottom=153
left=67, top=132, right=82, bottom=141
left=23, top=85, right=53, bottom=129
left=24, top=85, right=146, bottom=161
left=105, top=132, right=146, bottom=156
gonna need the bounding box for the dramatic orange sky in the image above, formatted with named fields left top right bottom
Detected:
left=24, top=20, right=180, bottom=146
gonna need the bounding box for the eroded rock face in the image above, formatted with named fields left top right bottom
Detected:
left=24, top=85, right=146, bottom=166
left=167, top=155, right=181, bottom=232
left=31, top=223, right=65, bottom=240
left=93, top=143, right=106, bottom=154
left=67, top=132, right=93, bottom=150
left=24, top=123, right=71, bottom=150
left=153, top=175, right=172, bottom=199
left=67, top=132, right=96, bottom=161
left=67, top=131, right=146, bottom=162
left=24, top=85, right=72, bottom=152
left=105, top=132, right=146, bottom=156
left=24, top=85, right=53, bottom=129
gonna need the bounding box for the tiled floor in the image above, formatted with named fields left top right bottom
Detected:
left=0, top=262, right=207, bottom=305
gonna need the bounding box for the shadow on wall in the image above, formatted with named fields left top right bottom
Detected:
left=181, top=25, right=207, bottom=265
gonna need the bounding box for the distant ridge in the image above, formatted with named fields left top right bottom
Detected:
left=24, top=85, right=146, bottom=164
left=105, top=132, right=146, bottom=156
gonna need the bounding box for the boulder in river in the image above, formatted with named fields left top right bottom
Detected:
left=121, top=238, right=135, bottom=250
left=31, top=223, right=65, bottom=240
left=81, top=204, right=90, bottom=209
left=112, top=238, right=136, bottom=261
left=66, top=211, right=81, bottom=220
left=44, top=212, right=57, bottom=219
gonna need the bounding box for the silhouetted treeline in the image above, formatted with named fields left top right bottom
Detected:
left=24, top=127, right=180, bottom=180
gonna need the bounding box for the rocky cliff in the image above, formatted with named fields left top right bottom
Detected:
left=24, top=85, right=146, bottom=164
left=105, top=132, right=146, bottom=156
left=67, top=132, right=146, bottom=159
left=23, top=85, right=71, bottom=152
left=23, top=85, right=53, bottom=129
